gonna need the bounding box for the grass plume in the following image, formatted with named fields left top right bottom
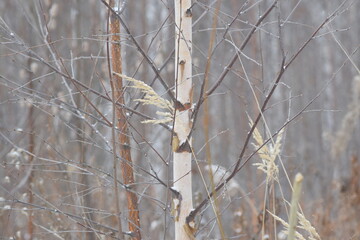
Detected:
left=113, top=72, right=174, bottom=124
left=249, top=116, right=284, bottom=183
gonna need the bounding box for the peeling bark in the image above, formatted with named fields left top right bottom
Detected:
left=173, top=0, right=194, bottom=239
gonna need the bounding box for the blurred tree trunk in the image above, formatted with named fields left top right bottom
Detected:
left=27, top=48, right=35, bottom=240
left=173, top=0, right=194, bottom=239
left=26, top=5, right=36, bottom=237
left=72, top=2, right=94, bottom=239
left=109, top=1, right=141, bottom=239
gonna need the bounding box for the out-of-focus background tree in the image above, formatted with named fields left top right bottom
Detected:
left=0, top=0, right=359, bottom=239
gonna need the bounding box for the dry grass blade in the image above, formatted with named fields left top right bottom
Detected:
left=268, top=212, right=306, bottom=240
left=288, top=173, right=303, bottom=240
left=268, top=173, right=320, bottom=240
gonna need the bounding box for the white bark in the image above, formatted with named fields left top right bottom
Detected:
left=174, top=0, right=193, bottom=239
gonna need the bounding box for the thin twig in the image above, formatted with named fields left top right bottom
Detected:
left=186, top=0, right=347, bottom=223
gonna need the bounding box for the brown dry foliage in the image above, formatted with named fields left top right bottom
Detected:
left=314, top=156, right=360, bottom=240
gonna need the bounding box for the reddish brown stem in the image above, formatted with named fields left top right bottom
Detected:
left=109, top=1, right=141, bottom=239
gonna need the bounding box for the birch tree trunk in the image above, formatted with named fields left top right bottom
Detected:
left=109, top=1, right=141, bottom=239
left=173, top=0, right=194, bottom=239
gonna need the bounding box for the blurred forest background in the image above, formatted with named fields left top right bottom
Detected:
left=0, top=0, right=359, bottom=239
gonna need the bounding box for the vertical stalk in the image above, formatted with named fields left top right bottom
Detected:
left=173, top=0, right=194, bottom=239
left=26, top=5, right=36, bottom=233
left=287, top=173, right=303, bottom=240
left=109, top=1, right=141, bottom=239
left=27, top=57, right=35, bottom=240
left=202, top=1, right=226, bottom=238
